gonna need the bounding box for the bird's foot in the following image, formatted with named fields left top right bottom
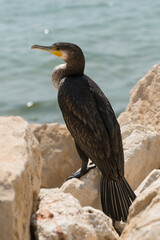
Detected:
left=66, top=165, right=96, bottom=181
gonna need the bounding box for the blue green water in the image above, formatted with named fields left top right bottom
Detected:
left=0, top=0, right=160, bottom=123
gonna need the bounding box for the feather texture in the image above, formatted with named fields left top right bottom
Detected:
left=58, top=74, right=136, bottom=221
left=101, top=176, right=136, bottom=221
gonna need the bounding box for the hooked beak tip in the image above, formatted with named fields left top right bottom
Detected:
left=31, top=45, right=40, bottom=49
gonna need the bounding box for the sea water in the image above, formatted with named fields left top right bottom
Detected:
left=0, top=0, right=160, bottom=123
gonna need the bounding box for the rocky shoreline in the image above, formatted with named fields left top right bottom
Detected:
left=0, top=62, right=160, bottom=240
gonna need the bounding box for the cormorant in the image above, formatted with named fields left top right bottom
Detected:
left=31, top=42, right=136, bottom=222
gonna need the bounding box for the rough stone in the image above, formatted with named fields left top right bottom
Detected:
left=135, top=169, right=160, bottom=195
left=118, top=62, right=160, bottom=133
left=0, top=116, right=42, bottom=240
left=60, top=167, right=102, bottom=210
left=120, top=179, right=160, bottom=240
left=31, top=189, right=119, bottom=240
left=122, top=124, right=160, bottom=190
left=30, top=123, right=81, bottom=188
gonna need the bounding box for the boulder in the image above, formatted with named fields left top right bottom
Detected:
left=135, top=169, right=160, bottom=195
left=118, top=62, right=160, bottom=133
left=120, top=179, right=160, bottom=240
left=31, top=189, right=119, bottom=240
left=60, top=167, right=102, bottom=210
left=30, top=123, right=81, bottom=188
left=0, top=116, right=42, bottom=240
left=122, top=124, right=160, bottom=190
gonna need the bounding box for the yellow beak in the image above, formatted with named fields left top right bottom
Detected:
left=31, top=45, right=62, bottom=57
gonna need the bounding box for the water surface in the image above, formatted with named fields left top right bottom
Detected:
left=0, top=0, right=160, bottom=123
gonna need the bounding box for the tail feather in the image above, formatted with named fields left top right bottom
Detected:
left=120, top=180, right=131, bottom=207
left=111, top=181, right=119, bottom=220
left=118, top=181, right=129, bottom=220
left=123, top=177, right=137, bottom=200
left=114, top=181, right=125, bottom=221
left=101, top=176, right=136, bottom=222
left=101, top=178, right=106, bottom=213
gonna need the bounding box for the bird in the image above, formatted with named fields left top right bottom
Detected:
left=31, top=42, right=136, bottom=222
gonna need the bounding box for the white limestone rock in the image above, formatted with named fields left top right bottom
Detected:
left=30, top=123, right=81, bottom=188
left=60, top=167, right=102, bottom=210
left=0, top=116, right=42, bottom=240
left=122, top=124, right=160, bottom=190
left=118, top=62, right=160, bottom=133
left=135, top=169, right=160, bottom=195
left=120, top=179, right=160, bottom=240
left=31, top=189, right=119, bottom=240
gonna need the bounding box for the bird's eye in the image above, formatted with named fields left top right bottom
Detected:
left=57, top=47, right=60, bottom=50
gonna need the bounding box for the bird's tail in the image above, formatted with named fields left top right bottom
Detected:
left=101, top=175, right=136, bottom=222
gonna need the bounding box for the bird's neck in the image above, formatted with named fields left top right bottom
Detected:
left=51, top=62, right=84, bottom=89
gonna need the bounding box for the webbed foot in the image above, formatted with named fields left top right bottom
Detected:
left=66, top=165, right=96, bottom=181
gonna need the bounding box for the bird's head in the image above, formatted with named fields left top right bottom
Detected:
left=31, top=42, right=85, bottom=64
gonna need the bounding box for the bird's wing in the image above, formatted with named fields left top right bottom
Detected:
left=89, top=78, right=124, bottom=176
left=58, top=75, right=124, bottom=177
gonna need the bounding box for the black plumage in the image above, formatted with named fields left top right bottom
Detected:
left=58, top=75, right=123, bottom=178
left=31, top=42, right=136, bottom=222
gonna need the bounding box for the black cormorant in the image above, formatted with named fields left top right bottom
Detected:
left=31, top=42, right=136, bottom=222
